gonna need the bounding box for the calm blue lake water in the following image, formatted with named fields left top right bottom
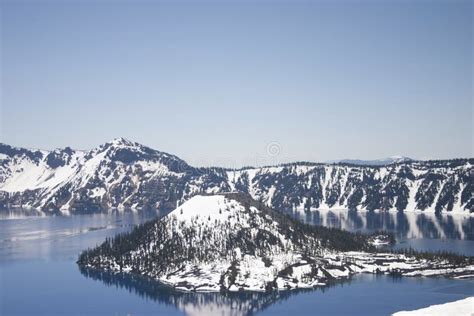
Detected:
left=0, top=209, right=473, bottom=316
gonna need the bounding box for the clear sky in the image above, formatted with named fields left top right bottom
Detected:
left=1, top=0, right=472, bottom=167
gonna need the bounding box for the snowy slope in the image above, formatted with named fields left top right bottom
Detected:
left=78, top=194, right=474, bottom=292
left=392, top=297, right=474, bottom=316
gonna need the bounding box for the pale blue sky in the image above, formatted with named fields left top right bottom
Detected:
left=1, top=0, right=472, bottom=167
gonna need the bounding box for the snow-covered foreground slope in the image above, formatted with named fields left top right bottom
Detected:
left=392, top=296, right=474, bottom=316
left=0, top=139, right=472, bottom=214
left=78, top=194, right=474, bottom=292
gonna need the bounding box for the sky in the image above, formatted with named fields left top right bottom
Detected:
left=1, top=0, right=472, bottom=167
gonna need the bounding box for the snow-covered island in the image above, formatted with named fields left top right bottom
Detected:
left=77, top=193, right=474, bottom=292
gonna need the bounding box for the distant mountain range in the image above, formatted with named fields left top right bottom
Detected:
left=0, top=138, right=472, bottom=214
left=327, top=156, right=413, bottom=166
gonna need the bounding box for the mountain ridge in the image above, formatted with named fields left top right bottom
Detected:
left=327, top=155, right=414, bottom=166
left=0, top=139, right=472, bottom=214
left=2, top=138, right=468, bottom=168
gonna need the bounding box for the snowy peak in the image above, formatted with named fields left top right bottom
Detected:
left=167, top=193, right=375, bottom=256
left=96, top=137, right=146, bottom=154
left=91, top=137, right=148, bottom=156
left=108, top=137, right=135, bottom=146
left=171, top=195, right=243, bottom=225
left=88, top=138, right=189, bottom=168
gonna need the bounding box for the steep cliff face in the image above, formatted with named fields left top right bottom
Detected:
left=227, top=160, right=472, bottom=213
left=0, top=139, right=472, bottom=214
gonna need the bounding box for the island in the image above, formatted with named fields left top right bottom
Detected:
left=78, top=193, right=474, bottom=292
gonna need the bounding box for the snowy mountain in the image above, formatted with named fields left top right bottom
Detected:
left=0, top=139, right=472, bottom=214
left=77, top=194, right=474, bottom=292
left=0, top=138, right=227, bottom=213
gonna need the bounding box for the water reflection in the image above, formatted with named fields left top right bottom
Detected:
left=1, top=209, right=474, bottom=315
left=1, top=208, right=472, bottom=262
left=79, top=267, right=350, bottom=316
left=0, top=209, right=162, bottom=262
left=292, top=210, right=474, bottom=240
left=0, top=207, right=45, bottom=219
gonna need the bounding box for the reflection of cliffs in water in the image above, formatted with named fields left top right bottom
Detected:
left=294, top=210, right=473, bottom=240
left=0, top=207, right=44, bottom=219
left=79, top=267, right=345, bottom=316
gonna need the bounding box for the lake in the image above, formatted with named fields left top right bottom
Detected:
left=1, top=209, right=473, bottom=315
